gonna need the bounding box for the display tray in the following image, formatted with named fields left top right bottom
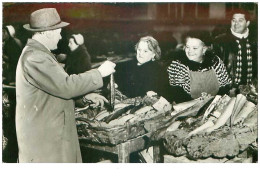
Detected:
left=76, top=114, right=174, bottom=145
left=75, top=95, right=213, bottom=146
left=76, top=117, right=146, bottom=145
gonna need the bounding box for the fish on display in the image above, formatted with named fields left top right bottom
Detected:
left=108, top=73, right=115, bottom=112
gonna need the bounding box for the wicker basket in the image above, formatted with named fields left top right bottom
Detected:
left=76, top=117, right=146, bottom=145
left=76, top=113, right=174, bottom=145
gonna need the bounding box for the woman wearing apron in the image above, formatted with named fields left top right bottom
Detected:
left=167, top=30, right=232, bottom=103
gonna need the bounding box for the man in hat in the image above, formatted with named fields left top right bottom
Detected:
left=16, top=8, right=116, bottom=163
left=213, top=9, right=257, bottom=94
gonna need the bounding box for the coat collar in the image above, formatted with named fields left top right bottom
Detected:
left=26, top=39, right=56, bottom=60
left=230, top=28, right=249, bottom=39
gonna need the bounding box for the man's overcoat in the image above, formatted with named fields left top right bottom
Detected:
left=16, top=39, right=103, bottom=162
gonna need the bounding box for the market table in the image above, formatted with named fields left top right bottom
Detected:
left=79, top=132, right=162, bottom=163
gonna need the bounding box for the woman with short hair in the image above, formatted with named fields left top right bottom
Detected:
left=117, top=36, right=166, bottom=98
left=167, top=30, right=232, bottom=103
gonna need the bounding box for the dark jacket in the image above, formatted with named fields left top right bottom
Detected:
left=213, top=29, right=257, bottom=87
left=115, top=60, right=168, bottom=98
left=16, top=39, right=103, bottom=162
left=65, top=45, right=92, bottom=75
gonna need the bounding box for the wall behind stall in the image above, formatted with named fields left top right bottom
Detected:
left=3, top=2, right=258, bottom=58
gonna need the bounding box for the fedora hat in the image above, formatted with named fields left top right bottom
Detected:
left=23, top=8, right=69, bottom=32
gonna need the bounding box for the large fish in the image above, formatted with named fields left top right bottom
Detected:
left=108, top=73, right=115, bottom=112
left=104, top=104, right=134, bottom=123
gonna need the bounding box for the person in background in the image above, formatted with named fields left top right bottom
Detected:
left=15, top=8, right=116, bottom=163
left=213, top=9, right=257, bottom=95
left=3, top=25, right=23, bottom=85
left=117, top=36, right=166, bottom=98
left=167, top=30, right=231, bottom=103
left=2, top=25, right=23, bottom=163
left=64, top=33, right=92, bottom=74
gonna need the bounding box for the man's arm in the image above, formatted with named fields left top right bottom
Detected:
left=23, top=52, right=103, bottom=99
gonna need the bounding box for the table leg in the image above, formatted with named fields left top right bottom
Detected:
left=118, top=142, right=130, bottom=163
left=153, top=144, right=162, bottom=163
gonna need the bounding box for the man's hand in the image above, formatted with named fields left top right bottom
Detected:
left=56, top=53, right=67, bottom=63
left=98, top=61, right=116, bottom=77
left=84, top=93, right=108, bottom=108
left=146, top=91, right=157, bottom=97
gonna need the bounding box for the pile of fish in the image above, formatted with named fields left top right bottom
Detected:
left=150, top=94, right=214, bottom=142
left=76, top=94, right=172, bottom=128
left=171, top=94, right=213, bottom=118
left=163, top=94, right=258, bottom=159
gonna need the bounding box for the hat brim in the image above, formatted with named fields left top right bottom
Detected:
left=23, top=21, right=69, bottom=32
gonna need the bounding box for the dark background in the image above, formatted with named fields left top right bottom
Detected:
left=3, top=2, right=258, bottom=58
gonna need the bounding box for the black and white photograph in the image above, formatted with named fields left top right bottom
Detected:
left=1, top=1, right=259, bottom=177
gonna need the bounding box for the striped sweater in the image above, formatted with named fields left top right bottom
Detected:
left=167, top=50, right=231, bottom=98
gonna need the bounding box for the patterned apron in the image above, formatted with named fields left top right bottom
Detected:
left=189, top=68, right=220, bottom=99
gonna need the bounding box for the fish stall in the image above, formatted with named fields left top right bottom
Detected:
left=75, top=75, right=258, bottom=163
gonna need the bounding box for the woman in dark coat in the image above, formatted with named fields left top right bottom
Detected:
left=167, top=30, right=232, bottom=103
left=65, top=34, right=92, bottom=74
left=116, top=36, right=168, bottom=98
